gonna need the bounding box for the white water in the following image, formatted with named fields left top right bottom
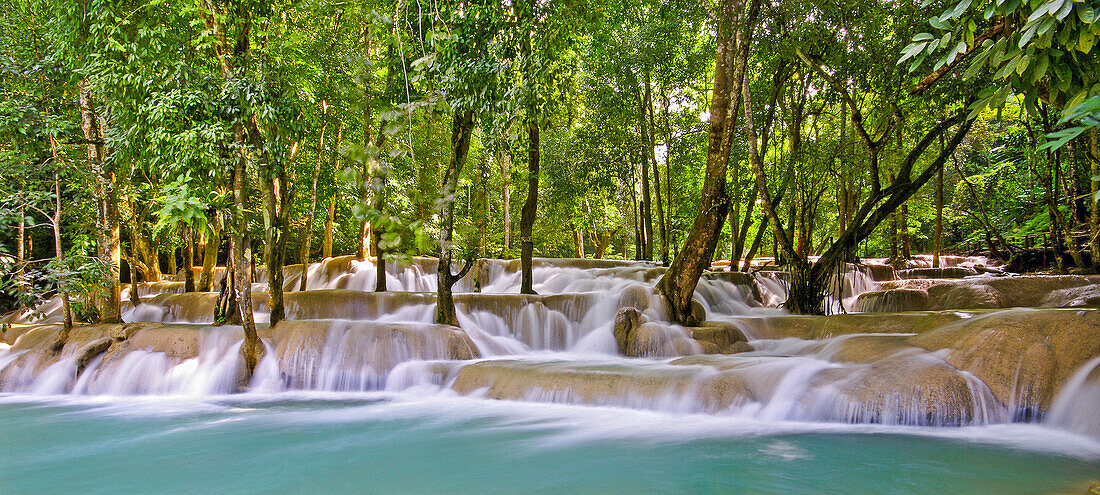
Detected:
left=2, top=257, right=1097, bottom=446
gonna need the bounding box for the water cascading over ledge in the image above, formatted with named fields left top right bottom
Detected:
left=2, top=256, right=1099, bottom=439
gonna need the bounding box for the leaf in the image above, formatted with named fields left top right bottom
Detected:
left=912, top=33, right=935, bottom=42
left=948, top=0, right=974, bottom=19
left=899, top=42, right=929, bottom=63
left=1019, top=21, right=1040, bottom=48
left=1039, top=126, right=1087, bottom=151
left=1079, top=5, right=1097, bottom=24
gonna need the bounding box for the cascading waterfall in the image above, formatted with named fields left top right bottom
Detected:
left=1, top=255, right=1097, bottom=440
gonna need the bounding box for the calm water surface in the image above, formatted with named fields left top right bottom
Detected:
left=1, top=393, right=1097, bottom=494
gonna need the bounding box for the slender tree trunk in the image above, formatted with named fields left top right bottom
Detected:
left=168, top=246, right=178, bottom=277
left=437, top=110, right=476, bottom=326
left=46, top=140, right=73, bottom=349
left=199, top=214, right=221, bottom=292
left=900, top=202, right=911, bottom=259
left=260, top=168, right=288, bottom=326
left=214, top=238, right=238, bottom=325
left=499, top=147, right=512, bottom=251
left=232, top=133, right=262, bottom=383
left=79, top=81, right=121, bottom=323
left=730, top=179, right=741, bottom=267
left=1091, top=129, right=1099, bottom=269
left=16, top=206, right=24, bottom=277
left=476, top=156, right=489, bottom=257
left=182, top=223, right=196, bottom=292
left=299, top=108, right=328, bottom=291
left=630, top=172, right=641, bottom=260
left=640, top=151, right=653, bottom=260
left=644, top=68, right=668, bottom=265
left=370, top=123, right=388, bottom=292
left=324, top=196, right=335, bottom=259
left=572, top=225, right=585, bottom=258
left=127, top=249, right=142, bottom=308
left=358, top=110, right=374, bottom=260
left=657, top=0, right=758, bottom=324
left=933, top=165, right=944, bottom=268
left=519, top=115, right=540, bottom=294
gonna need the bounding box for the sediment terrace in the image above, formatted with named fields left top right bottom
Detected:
left=1, top=256, right=1098, bottom=440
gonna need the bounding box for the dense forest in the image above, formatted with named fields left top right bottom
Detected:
left=1, top=0, right=1098, bottom=350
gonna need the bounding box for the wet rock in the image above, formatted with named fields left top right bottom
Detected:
left=910, top=308, right=1100, bottom=411
left=265, top=320, right=478, bottom=390
left=613, top=307, right=642, bottom=356
left=75, top=338, right=112, bottom=374
left=616, top=284, right=654, bottom=312
left=926, top=283, right=1005, bottom=309
left=690, top=321, right=752, bottom=354
left=897, top=267, right=978, bottom=279
left=450, top=359, right=705, bottom=410
left=703, top=272, right=764, bottom=303
left=729, top=311, right=968, bottom=340
left=854, top=288, right=930, bottom=313
left=867, top=264, right=896, bottom=282
left=1041, top=284, right=1100, bottom=308
left=880, top=275, right=1093, bottom=310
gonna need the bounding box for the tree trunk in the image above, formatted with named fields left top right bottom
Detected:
left=199, top=213, right=221, bottom=292
left=324, top=196, right=336, bottom=259
left=595, top=231, right=610, bottom=258
left=358, top=110, right=374, bottom=260
left=127, top=250, right=142, bottom=308
left=519, top=116, right=540, bottom=295
left=630, top=172, right=641, bottom=260
left=640, top=151, right=653, bottom=260
left=214, top=238, right=239, bottom=325
left=437, top=110, right=476, bottom=326
left=656, top=0, right=758, bottom=324
left=900, top=202, right=911, bottom=259
left=46, top=143, right=72, bottom=350
left=182, top=223, right=196, bottom=292
left=370, top=123, right=388, bottom=292
left=572, top=225, right=585, bottom=258
left=168, top=246, right=178, bottom=277
left=260, top=168, right=289, bottom=326
left=299, top=108, right=328, bottom=291
left=232, top=133, right=262, bottom=384
left=933, top=165, right=944, bottom=268
left=1091, top=129, right=1099, bottom=269
left=79, top=81, right=121, bottom=323
left=16, top=205, right=24, bottom=274
left=499, top=147, right=512, bottom=251
left=644, top=68, right=668, bottom=265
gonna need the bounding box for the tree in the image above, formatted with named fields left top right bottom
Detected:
left=657, top=0, right=760, bottom=324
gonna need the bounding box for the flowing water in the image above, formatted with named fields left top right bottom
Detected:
left=2, top=257, right=1098, bottom=493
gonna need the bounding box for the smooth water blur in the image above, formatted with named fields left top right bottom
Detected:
left=1, top=393, right=1097, bottom=495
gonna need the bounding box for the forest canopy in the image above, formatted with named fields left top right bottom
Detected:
left=1, top=0, right=1098, bottom=328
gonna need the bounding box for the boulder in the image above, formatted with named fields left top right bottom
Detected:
left=854, top=288, right=930, bottom=313
left=1041, top=284, right=1100, bottom=308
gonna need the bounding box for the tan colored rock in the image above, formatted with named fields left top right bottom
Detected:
left=1041, top=285, right=1100, bottom=308
left=897, top=267, right=978, bottom=279
left=690, top=321, right=752, bottom=354
left=75, top=338, right=113, bottom=374
left=910, top=308, right=1100, bottom=411
left=613, top=307, right=642, bottom=356
left=854, top=288, right=930, bottom=313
